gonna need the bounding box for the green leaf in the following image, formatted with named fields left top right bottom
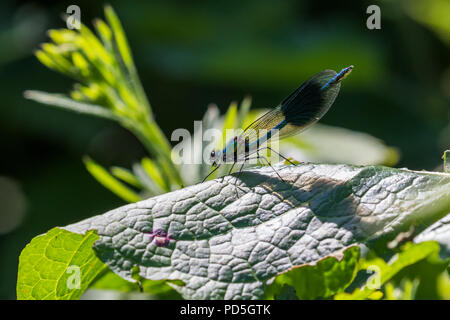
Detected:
left=83, top=157, right=142, bottom=203
left=266, top=245, right=360, bottom=299
left=27, top=6, right=182, bottom=192
left=335, top=241, right=441, bottom=300
left=436, top=269, right=450, bottom=299
left=35, top=50, right=62, bottom=73
left=111, top=166, right=143, bottom=189
left=443, top=150, right=450, bottom=173
left=71, top=51, right=90, bottom=77
left=237, top=95, right=252, bottom=129
left=103, top=5, right=150, bottom=116
left=24, top=90, right=119, bottom=121
left=90, top=269, right=181, bottom=299
left=17, top=228, right=106, bottom=300
left=131, top=163, right=163, bottom=196
left=141, top=157, right=168, bottom=192
left=104, top=5, right=134, bottom=71
left=61, top=163, right=450, bottom=299
left=39, top=43, right=77, bottom=76
left=414, top=213, right=450, bottom=259
left=94, top=19, right=113, bottom=48
left=383, top=278, right=420, bottom=300
left=47, top=29, right=78, bottom=45
left=221, top=101, right=238, bottom=148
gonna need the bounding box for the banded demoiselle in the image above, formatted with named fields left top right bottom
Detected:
left=203, top=65, right=353, bottom=182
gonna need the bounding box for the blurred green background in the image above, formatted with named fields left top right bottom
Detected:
left=0, top=0, right=449, bottom=299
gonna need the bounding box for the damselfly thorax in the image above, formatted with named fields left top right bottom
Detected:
left=210, top=128, right=281, bottom=166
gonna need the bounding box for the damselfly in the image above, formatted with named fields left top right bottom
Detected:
left=203, top=65, right=353, bottom=182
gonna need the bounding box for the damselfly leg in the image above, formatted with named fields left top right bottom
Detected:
left=231, top=149, right=294, bottom=198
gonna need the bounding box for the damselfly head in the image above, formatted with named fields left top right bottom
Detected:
left=210, top=149, right=222, bottom=167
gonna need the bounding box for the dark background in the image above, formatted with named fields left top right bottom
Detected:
left=0, top=0, right=449, bottom=299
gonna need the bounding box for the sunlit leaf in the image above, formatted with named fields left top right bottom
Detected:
left=24, top=90, right=118, bottom=120
left=266, top=246, right=360, bottom=299
left=63, top=163, right=450, bottom=299
left=83, top=157, right=141, bottom=203
left=336, top=242, right=441, bottom=300
left=141, top=158, right=167, bottom=191
left=17, top=228, right=106, bottom=300
left=443, top=150, right=450, bottom=173
left=111, top=166, right=143, bottom=189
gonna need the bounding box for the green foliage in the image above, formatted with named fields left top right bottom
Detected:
left=16, top=227, right=182, bottom=300
left=335, top=242, right=442, bottom=300
left=443, top=150, right=450, bottom=173
left=16, top=228, right=105, bottom=300
left=83, top=156, right=142, bottom=203
left=24, top=5, right=399, bottom=200
left=266, top=246, right=360, bottom=299
left=90, top=270, right=182, bottom=299
left=19, top=5, right=450, bottom=300
left=25, top=5, right=182, bottom=197
left=383, top=278, right=420, bottom=300
left=17, top=162, right=450, bottom=299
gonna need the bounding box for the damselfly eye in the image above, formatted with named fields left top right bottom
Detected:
left=210, top=150, right=215, bottom=158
